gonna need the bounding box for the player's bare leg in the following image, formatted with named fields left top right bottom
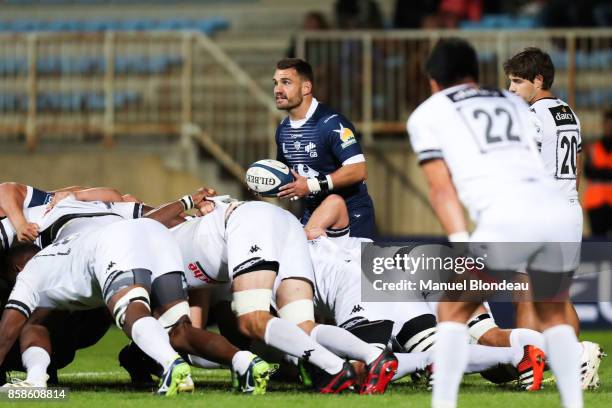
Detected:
left=107, top=284, right=192, bottom=396
left=276, top=277, right=395, bottom=394
left=232, top=270, right=356, bottom=393
left=1, top=309, right=54, bottom=388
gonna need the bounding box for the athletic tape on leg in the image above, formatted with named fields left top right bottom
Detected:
left=158, top=301, right=191, bottom=331
left=467, top=313, right=498, bottom=342
left=231, top=289, right=273, bottom=316
left=278, top=299, right=314, bottom=324
left=112, top=287, right=150, bottom=329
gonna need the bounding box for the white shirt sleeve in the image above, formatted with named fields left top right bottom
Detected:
left=407, top=107, right=444, bottom=164
left=5, top=273, right=40, bottom=319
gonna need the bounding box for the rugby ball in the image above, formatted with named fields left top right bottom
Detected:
left=246, top=159, right=294, bottom=196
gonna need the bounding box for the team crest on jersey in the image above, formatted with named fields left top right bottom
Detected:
left=294, top=141, right=302, bottom=150
left=334, top=124, right=356, bottom=149
left=305, top=142, right=318, bottom=157
left=549, top=105, right=577, bottom=126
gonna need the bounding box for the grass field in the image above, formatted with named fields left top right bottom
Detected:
left=3, top=328, right=611, bottom=407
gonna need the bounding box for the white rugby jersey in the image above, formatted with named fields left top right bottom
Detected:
left=530, top=98, right=581, bottom=200
left=6, top=231, right=105, bottom=317
left=407, top=84, right=549, bottom=221
left=309, top=236, right=367, bottom=323
left=171, top=197, right=235, bottom=289
left=0, top=198, right=143, bottom=250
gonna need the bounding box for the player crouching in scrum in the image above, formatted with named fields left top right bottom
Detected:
left=162, top=194, right=398, bottom=394
left=0, top=190, right=275, bottom=395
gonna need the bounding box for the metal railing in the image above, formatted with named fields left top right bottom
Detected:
left=0, top=31, right=281, bottom=169
left=1, top=29, right=610, bottom=234
left=296, top=29, right=612, bottom=144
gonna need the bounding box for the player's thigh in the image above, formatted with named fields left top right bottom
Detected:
left=275, top=278, right=314, bottom=309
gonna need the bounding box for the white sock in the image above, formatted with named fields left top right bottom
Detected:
left=310, top=324, right=382, bottom=365
left=393, top=352, right=431, bottom=380
left=22, top=347, right=50, bottom=384
left=231, top=350, right=254, bottom=376
left=130, top=316, right=177, bottom=373
left=264, top=317, right=344, bottom=375
left=465, top=345, right=514, bottom=373
left=432, top=322, right=469, bottom=408
left=510, top=328, right=546, bottom=353
left=189, top=354, right=223, bottom=369
left=543, top=325, right=583, bottom=408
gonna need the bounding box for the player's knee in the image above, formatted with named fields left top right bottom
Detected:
left=278, top=299, right=315, bottom=326
left=467, top=312, right=500, bottom=345
left=111, top=286, right=151, bottom=331
left=237, top=311, right=270, bottom=339
left=394, top=314, right=437, bottom=352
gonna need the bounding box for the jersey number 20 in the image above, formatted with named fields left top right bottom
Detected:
left=557, top=131, right=579, bottom=179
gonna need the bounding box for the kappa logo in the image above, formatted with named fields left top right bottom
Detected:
left=249, top=245, right=261, bottom=253
left=301, top=349, right=315, bottom=361
left=305, top=142, right=318, bottom=158
left=350, top=304, right=364, bottom=314
left=106, top=261, right=116, bottom=272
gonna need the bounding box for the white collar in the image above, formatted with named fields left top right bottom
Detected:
left=289, top=98, right=318, bottom=129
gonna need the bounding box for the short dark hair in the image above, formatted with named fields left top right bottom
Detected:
left=425, top=38, right=479, bottom=88
left=503, top=47, right=555, bottom=89
left=276, top=58, right=314, bottom=85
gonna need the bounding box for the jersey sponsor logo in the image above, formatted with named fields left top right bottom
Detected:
left=334, top=124, right=357, bottom=149
left=282, top=143, right=289, bottom=154
left=305, top=142, right=318, bottom=158
left=188, top=261, right=218, bottom=284
left=549, top=105, right=577, bottom=126
left=246, top=174, right=276, bottom=186
left=446, top=87, right=504, bottom=103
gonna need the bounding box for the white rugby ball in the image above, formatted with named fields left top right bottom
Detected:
left=246, top=159, right=294, bottom=196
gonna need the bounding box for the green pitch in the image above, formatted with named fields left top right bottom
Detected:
left=4, top=329, right=611, bottom=407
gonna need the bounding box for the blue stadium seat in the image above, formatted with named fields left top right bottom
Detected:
left=0, top=18, right=229, bottom=34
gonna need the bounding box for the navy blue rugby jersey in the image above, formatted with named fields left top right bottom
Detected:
left=275, top=99, right=371, bottom=210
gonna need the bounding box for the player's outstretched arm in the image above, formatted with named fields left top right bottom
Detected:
left=0, top=182, right=38, bottom=242
left=326, top=161, right=367, bottom=189
left=0, top=308, right=27, bottom=366
left=144, top=187, right=216, bottom=227
left=420, top=159, right=468, bottom=240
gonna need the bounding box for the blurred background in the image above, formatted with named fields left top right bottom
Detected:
left=0, top=0, right=610, bottom=238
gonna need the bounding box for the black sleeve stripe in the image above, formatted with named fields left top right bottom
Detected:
left=133, top=203, right=143, bottom=219
left=327, top=226, right=350, bottom=238
left=5, top=300, right=32, bottom=319
left=417, top=150, right=443, bottom=162
left=0, top=221, right=9, bottom=250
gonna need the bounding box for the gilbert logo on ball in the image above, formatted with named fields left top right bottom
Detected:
left=246, top=159, right=294, bottom=196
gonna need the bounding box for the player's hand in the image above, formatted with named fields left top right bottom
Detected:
left=16, top=222, right=39, bottom=242
left=121, top=194, right=142, bottom=203
left=47, top=191, right=74, bottom=209
left=278, top=170, right=309, bottom=200
left=191, top=187, right=217, bottom=216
